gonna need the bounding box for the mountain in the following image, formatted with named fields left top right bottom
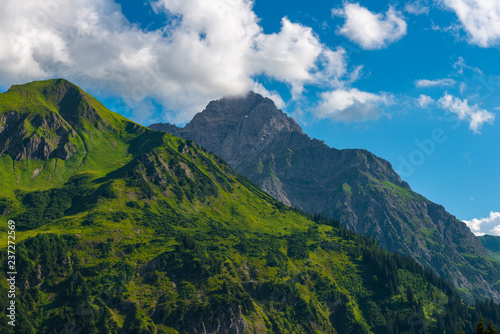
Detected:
left=150, top=91, right=500, bottom=303
left=0, top=79, right=145, bottom=197
left=1, top=79, right=497, bottom=333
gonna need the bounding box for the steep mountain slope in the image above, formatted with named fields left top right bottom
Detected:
left=1, top=80, right=497, bottom=333
left=150, top=92, right=500, bottom=303
left=0, top=79, right=145, bottom=198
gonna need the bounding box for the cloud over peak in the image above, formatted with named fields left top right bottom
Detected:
left=332, top=3, right=407, bottom=50
left=0, top=0, right=349, bottom=124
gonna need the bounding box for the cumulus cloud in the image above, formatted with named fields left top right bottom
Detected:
left=250, top=18, right=347, bottom=98
left=416, top=89, right=496, bottom=133
left=437, top=93, right=495, bottom=133
left=314, top=88, right=392, bottom=122
left=415, top=78, right=456, bottom=87
left=441, top=0, right=500, bottom=47
left=332, top=3, right=407, bottom=50
left=463, top=212, right=500, bottom=236
left=404, top=1, right=430, bottom=15
left=417, top=94, right=435, bottom=108
left=491, top=225, right=500, bottom=236
left=0, top=0, right=348, bottom=124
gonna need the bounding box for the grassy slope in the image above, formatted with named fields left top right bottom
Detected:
left=479, top=235, right=500, bottom=263
left=0, top=79, right=144, bottom=197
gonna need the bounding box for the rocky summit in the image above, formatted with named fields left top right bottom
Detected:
left=151, top=91, right=500, bottom=302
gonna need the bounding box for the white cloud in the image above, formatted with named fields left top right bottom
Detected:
left=405, top=1, right=430, bottom=15
left=250, top=18, right=347, bottom=98
left=459, top=82, right=467, bottom=94
left=0, top=0, right=348, bottom=124
left=251, top=82, right=286, bottom=109
left=415, top=78, right=456, bottom=87
left=437, top=93, right=495, bottom=133
left=469, top=109, right=496, bottom=132
left=453, top=56, right=469, bottom=74
left=491, top=225, right=500, bottom=236
left=417, top=94, right=435, bottom=108
left=452, top=56, right=483, bottom=76
left=332, top=3, right=407, bottom=50
left=315, top=88, right=392, bottom=122
left=441, top=0, right=500, bottom=47
left=430, top=20, right=462, bottom=40
left=464, top=212, right=500, bottom=236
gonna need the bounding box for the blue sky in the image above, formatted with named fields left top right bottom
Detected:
left=0, top=0, right=499, bottom=234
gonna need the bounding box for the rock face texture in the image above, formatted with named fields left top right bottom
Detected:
left=0, top=110, right=79, bottom=161
left=150, top=92, right=500, bottom=302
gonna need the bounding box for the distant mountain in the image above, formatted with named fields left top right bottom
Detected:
left=150, top=91, right=500, bottom=303
left=480, top=235, right=500, bottom=262
left=3, top=79, right=500, bottom=333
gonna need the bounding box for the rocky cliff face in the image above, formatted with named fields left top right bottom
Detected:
left=0, top=109, right=80, bottom=161
left=150, top=92, right=500, bottom=302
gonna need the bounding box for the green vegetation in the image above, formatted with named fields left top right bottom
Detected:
left=342, top=183, right=352, bottom=195
left=0, top=79, right=146, bottom=197
left=1, top=79, right=499, bottom=333
left=382, top=181, right=417, bottom=200
left=480, top=236, right=500, bottom=263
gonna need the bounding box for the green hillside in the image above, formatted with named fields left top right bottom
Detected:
left=0, top=80, right=498, bottom=333
left=0, top=78, right=145, bottom=196
left=479, top=235, right=500, bottom=263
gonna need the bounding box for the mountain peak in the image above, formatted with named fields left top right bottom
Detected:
left=7, top=78, right=73, bottom=91
left=150, top=92, right=499, bottom=302
left=7, top=78, right=79, bottom=104
left=219, top=90, right=269, bottom=108
left=1, top=78, right=143, bottom=162
left=166, top=91, right=304, bottom=167
left=188, top=91, right=300, bottom=131
left=5, top=78, right=103, bottom=127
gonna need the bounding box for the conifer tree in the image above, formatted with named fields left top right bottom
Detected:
left=486, top=319, right=499, bottom=334
left=476, top=316, right=486, bottom=334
